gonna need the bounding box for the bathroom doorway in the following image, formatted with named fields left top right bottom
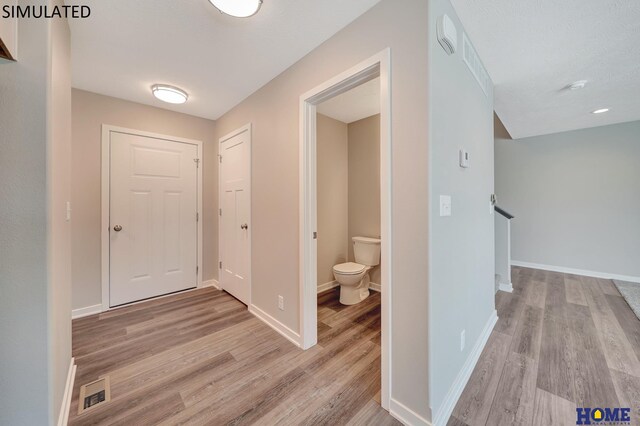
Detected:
left=298, top=50, right=392, bottom=410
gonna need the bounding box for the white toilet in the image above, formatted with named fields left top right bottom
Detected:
left=333, top=236, right=381, bottom=305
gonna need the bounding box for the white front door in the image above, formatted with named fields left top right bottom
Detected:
left=109, top=131, right=198, bottom=307
left=219, top=126, right=251, bottom=305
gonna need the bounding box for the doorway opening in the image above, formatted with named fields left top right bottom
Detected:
left=299, top=49, right=392, bottom=409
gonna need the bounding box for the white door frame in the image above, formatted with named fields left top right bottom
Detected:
left=299, top=49, right=392, bottom=409
left=101, top=125, right=204, bottom=312
left=217, top=123, right=252, bottom=306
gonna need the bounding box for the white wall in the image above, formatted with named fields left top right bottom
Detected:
left=495, top=118, right=640, bottom=280
left=317, top=114, right=349, bottom=287
left=428, top=0, right=496, bottom=422
left=214, top=0, right=431, bottom=420
left=71, top=89, right=218, bottom=310
left=0, top=2, right=72, bottom=423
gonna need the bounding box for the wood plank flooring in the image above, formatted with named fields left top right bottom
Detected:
left=69, top=287, right=398, bottom=425
left=449, top=267, right=640, bottom=426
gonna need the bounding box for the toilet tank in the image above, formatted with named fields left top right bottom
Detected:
left=353, top=236, right=381, bottom=266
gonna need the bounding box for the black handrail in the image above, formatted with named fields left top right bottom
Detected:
left=494, top=206, right=514, bottom=219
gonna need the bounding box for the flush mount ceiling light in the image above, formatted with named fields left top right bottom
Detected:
left=591, top=108, right=610, bottom=114
left=566, top=80, right=588, bottom=90
left=151, top=84, right=188, bottom=104
left=208, top=0, right=262, bottom=17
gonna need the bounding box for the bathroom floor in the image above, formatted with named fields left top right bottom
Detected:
left=68, top=286, right=396, bottom=425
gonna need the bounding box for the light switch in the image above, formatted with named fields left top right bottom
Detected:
left=440, top=195, right=452, bottom=217
left=459, top=149, right=470, bottom=168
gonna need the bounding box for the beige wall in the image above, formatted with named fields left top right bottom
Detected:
left=214, top=0, right=430, bottom=418
left=317, top=114, right=349, bottom=286
left=348, top=114, right=381, bottom=285
left=49, top=6, right=73, bottom=422
left=71, top=89, right=218, bottom=310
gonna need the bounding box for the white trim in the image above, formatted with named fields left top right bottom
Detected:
left=218, top=123, right=253, bottom=306
left=57, top=357, right=76, bottom=426
left=71, top=304, right=102, bottom=320
left=369, top=282, right=382, bottom=293
left=202, top=279, right=220, bottom=289
left=498, top=282, right=513, bottom=293
left=431, top=310, right=498, bottom=426
left=299, top=48, right=393, bottom=409
left=101, top=125, right=204, bottom=311
left=511, top=260, right=640, bottom=284
left=390, top=398, right=432, bottom=426
left=249, top=304, right=302, bottom=348
left=317, top=280, right=339, bottom=293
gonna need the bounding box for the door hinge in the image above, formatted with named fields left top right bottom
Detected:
left=194, top=158, right=200, bottom=168
left=219, top=261, right=222, bottom=269
left=219, top=208, right=222, bottom=216
left=196, top=265, right=199, bottom=275
left=313, top=231, right=318, bottom=239
left=196, top=212, right=199, bottom=222
left=218, top=155, right=222, bottom=163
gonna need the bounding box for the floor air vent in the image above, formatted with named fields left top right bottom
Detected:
left=78, top=376, right=111, bottom=415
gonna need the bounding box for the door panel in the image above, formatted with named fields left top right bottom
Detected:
left=110, top=132, right=198, bottom=307
left=219, top=128, right=251, bottom=305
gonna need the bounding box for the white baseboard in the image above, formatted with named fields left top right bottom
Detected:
left=370, top=282, right=381, bottom=292
left=71, top=304, right=102, bottom=320
left=498, top=282, right=513, bottom=293
left=431, top=310, right=498, bottom=426
left=202, top=279, right=220, bottom=289
left=57, top=357, right=76, bottom=426
left=249, top=304, right=302, bottom=348
left=390, top=398, right=432, bottom=426
left=317, top=280, right=339, bottom=293
left=511, top=260, right=640, bottom=283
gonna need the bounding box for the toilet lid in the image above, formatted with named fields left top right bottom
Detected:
left=333, top=262, right=366, bottom=275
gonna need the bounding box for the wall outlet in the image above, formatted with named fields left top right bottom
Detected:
left=278, top=295, right=284, bottom=311
left=460, top=329, right=466, bottom=352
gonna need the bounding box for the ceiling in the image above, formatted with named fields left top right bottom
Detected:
left=317, top=77, right=380, bottom=124
left=450, top=0, right=640, bottom=139
left=66, top=0, right=381, bottom=120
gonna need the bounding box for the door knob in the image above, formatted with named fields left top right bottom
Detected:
left=241, top=223, right=248, bottom=230
left=113, top=225, right=123, bottom=232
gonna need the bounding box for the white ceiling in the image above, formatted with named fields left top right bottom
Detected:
left=450, top=0, right=640, bottom=139
left=66, top=0, right=381, bottom=120
left=317, top=77, right=380, bottom=124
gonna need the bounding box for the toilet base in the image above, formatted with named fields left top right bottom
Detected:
left=339, top=274, right=370, bottom=305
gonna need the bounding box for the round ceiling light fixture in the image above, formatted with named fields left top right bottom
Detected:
left=151, top=84, right=188, bottom=104
left=566, top=80, right=587, bottom=90
left=208, top=0, right=262, bottom=18
left=591, top=108, right=609, bottom=114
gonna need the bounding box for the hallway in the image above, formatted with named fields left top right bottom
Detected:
left=449, top=267, right=640, bottom=425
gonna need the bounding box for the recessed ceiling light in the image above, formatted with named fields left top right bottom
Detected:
left=566, top=80, right=587, bottom=90
left=151, top=84, right=188, bottom=104
left=591, top=108, right=609, bottom=114
left=209, top=0, right=262, bottom=18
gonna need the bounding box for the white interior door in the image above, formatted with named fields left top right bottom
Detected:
left=219, top=126, right=251, bottom=305
left=109, top=132, right=198, bottom=307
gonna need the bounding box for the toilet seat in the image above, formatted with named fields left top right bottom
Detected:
left=333, top=262, right=366, bottom=275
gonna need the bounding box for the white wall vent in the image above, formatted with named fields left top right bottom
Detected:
left=462, top=33, right=491, bottom=97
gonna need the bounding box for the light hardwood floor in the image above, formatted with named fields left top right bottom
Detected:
left=69, top=287, right=399, bottom=425
left=449, top=267, right=640, bottom=426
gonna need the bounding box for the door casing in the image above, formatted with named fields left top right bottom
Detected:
left=217, top=123, right=252, bottom=307
left=101, top=125, right=204, bottom=312
left=299, top=49, right=392, bottom=409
